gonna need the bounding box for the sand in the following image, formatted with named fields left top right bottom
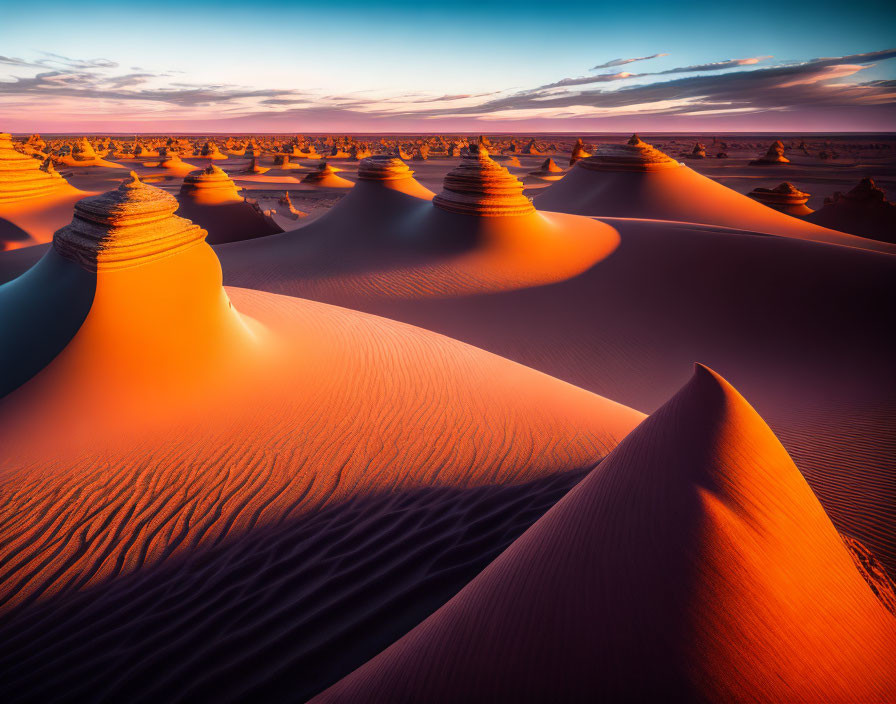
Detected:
left=219, top=209, right=896, bottom=578
left=0, top=174, right=643, bottom=623
left=315, top=365, right=896, bottom=703
left=535, top=136, right=894, bottom=253
left=1, top=131, right=894, bottom=703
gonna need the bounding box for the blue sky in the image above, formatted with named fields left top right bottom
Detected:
left=1, top=0, right=894, bottom=131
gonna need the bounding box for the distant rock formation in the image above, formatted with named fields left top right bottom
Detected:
left=687, top=142, right=706, bottom=159
left=0, top=132, right=70, bottom=204
left=301, top=161, right=354, bottom=188
left=176, top=164, right=282, bottom=244
left=522, top=139, right=543, bottom=156
left=277, top=191, right=307, bottom=220
left=272, top=154, right=303, bottom=170
left=349, top=144, right=372, bottom=161
left=180, top=164, right=243, bottom=202
left=569, top=138, right=591, bottom=166
left=356, top=156, right=418, bottom=183
left=528, top=158, right=565, bottom=180
left=804, top=177, right=896, bottom=244
left=574, top=134, right=680, bottom=172
left=200, top=140, right=228, bottom=160
left=241, top=156, right=269, bottom=175
left=750, top=140, right=790, bottom=165
left=72, top=137, right=98, bottom=162
left=433, top=143, right=534, bottom=217
left=748, top=182, right=813, bottom=216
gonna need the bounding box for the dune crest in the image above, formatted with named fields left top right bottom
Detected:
left=315, top=364, right=896, bottom=703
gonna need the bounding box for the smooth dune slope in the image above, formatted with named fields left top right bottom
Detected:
left=535, top=136, right=893, bottom=253
left=218, top=150, right=621, bottom=298
left=316, top=365, right=896, bottom=704
left=220, top=207, right=896, bottom=576
left=0, top=176, right=643, bottom=619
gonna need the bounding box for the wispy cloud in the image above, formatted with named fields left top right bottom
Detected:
left=591, top=53, right=668, bottom=70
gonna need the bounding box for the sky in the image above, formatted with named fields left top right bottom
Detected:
left=1, top=0, right=895, bottom=133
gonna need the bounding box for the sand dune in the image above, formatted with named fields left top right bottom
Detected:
left=0, top=174, right=643, bottom=621
left=536, top=135, right=894, bottom=253
left=175, top=165, right=282, bottom=244
left=316, top=366, right=896, bottom=703
left=218, top=149, right=621, bottom=297
left=0, top=469, right=589, bottom=703
left=219, top=214, right=896, bottom=576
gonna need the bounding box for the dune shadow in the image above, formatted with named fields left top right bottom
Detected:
left=0, top=468, right=590, bottom=703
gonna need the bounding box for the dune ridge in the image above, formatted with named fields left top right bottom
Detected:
left=316, top=365, right=896, bottom=703
left=536, top=135, right=894, bottom=252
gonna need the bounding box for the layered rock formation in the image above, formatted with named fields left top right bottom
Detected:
left=315, top=365, right=896, bottom=703
left=0, top=132, right=70, bottom=204
left=804, top=177, right=896, bottom=244
left=573, top=134, right=680, bottom=172
left=750, top=140, right=790, bottom=165
left=179, top=164, right=243, bottom=202
left=54, top=172, right=205, bottom=271
left=432, top=144, right=534, bottom=217
left=748, top=182, right=813, bottom=216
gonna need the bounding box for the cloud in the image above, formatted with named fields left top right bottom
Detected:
left=537, top=56, right=775, bottom=92
left=591, top=53, right=667, bottom=70
left=1, top=48, right=894, bottom=131
left=658, top=56, right=772, bottom=74
left=539, top=72, right=635, bottom=89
